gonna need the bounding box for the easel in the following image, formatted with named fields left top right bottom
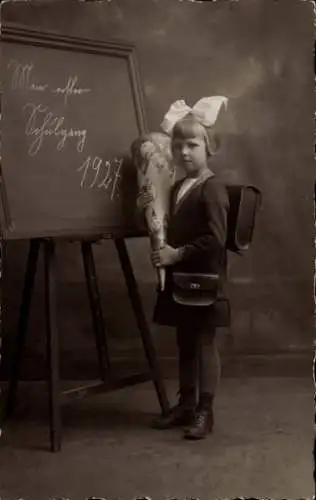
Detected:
left=4, top=236, right=170, bottom=452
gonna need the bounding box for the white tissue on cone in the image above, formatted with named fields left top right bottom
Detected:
left=132, top=132, right=174, bottom=291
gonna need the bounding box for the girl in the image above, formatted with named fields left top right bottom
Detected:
left=139, top=97, right=230, bottom=440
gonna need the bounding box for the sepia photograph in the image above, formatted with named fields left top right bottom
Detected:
left=0, top=0, right=314, bottom=498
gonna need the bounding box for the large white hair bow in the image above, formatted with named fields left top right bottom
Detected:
left=160, top=96, right=228, bottom=136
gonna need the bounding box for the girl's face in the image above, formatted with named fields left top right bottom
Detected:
left=171, top=118, right=209, bottom=177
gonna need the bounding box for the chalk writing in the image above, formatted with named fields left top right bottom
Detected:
left=8, top=61, right=91, bottom=103
left=8, top=60, right=48, bottom=92
left=23, top=102, right=87, bottom=156
left=52, top=75, right=91, bottom=105
left=97, top=160, right=112, bottom=190
left=78, top=156, right=123, bottom=200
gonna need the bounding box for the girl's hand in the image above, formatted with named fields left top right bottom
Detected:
left=136, top=187, right=155, bottom=210
left=151, top=244, right=181, bottom=267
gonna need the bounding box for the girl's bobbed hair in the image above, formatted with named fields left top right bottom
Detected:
left=171, top=113, right=220, bottom=156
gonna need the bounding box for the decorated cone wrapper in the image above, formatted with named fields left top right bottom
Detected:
left=131, top=132, right=174, bottom=291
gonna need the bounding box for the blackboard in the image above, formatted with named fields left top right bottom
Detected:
left=0, top=24, right=147, bottom=240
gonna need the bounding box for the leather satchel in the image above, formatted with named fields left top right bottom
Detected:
left=172, top=272, right=219, bottom=307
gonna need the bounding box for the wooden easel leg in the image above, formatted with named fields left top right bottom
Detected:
left=114, top=238, right=169, bottom=416
left=43, top=239, right=61, bottom=452
left=5, top=238, right=40, bottom=418
left=81, top=241, right=111, bottom=380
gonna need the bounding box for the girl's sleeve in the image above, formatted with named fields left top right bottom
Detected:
left=180, top=179, right=229, bottom=269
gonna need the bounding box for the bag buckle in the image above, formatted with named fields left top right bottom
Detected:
left=190, top=283, right=200, bottom=289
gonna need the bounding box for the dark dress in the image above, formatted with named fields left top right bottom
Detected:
left=153, top=170, right=231, bottom=329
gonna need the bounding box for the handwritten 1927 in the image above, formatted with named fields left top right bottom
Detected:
left=78, top=156, right=123, bottom=201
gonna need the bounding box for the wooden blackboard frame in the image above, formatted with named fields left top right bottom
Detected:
left=0, top=22, right=148, bottom=241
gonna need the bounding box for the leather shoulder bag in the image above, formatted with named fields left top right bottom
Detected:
left=172, top=272, right=219, bottom=307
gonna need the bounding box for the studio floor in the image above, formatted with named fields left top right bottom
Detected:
left=0, top=376, right=314, bottom=500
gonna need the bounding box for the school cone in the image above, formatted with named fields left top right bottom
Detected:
left=131, top=132, right=175, bottom=291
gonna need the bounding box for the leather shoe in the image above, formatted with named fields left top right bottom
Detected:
left=152, top=405, right=195, bottom=430
left=183, top=410, right=213, bottom=440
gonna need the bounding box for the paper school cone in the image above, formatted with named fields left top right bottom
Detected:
left=131, top=132, right=175, bottom=291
